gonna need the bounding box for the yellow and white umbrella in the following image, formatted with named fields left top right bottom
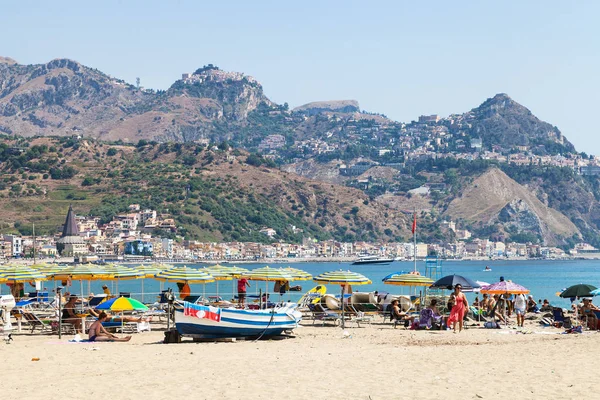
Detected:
left=241, top=266, right=295, bottom=306
left=135, top=264, right=169, bottom=302
left=313, top=270, right=371, bottom=329
left=383, top=273, right=433, bottom=287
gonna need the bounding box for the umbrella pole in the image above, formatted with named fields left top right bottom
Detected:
left=341, top=285, right=345, bottom=330
left=141, top=279, right=144, bottom=303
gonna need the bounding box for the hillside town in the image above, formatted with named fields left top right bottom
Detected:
left=1, top=203, right=598, bottom=262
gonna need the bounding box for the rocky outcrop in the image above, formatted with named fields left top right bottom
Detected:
left=444, top=168, right=579, bottom=245
left=464, top=93, right=574, bottom=151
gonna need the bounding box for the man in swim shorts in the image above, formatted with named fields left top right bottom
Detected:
left=513, top=293, right=527, bottom=327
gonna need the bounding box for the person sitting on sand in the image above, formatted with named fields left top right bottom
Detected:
left=540, top=299, right=552, bottom=312
left=62, top=295, right=83, bottom=333
left=489, top=295, right=506, bottom=324
left=390, top=299, right=414, bottom=327
left=88, top=311, right=132, bottom=342
left=527, top=296, right=539, bottom=313
left=579, top=298, right=600, bottom=330
left=88, top=308, right=152, bottom=323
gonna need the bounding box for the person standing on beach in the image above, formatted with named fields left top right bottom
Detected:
left=447, top=284, right=468, bottom=333
left=513, top=293, right=527, bottom=327
left=237, top=278, right=250, bottom=306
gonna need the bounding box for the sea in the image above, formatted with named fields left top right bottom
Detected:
left=57, top=259, right=600, bottom=308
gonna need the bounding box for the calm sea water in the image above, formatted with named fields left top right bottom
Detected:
left=66, top=259, right=600, bottom=308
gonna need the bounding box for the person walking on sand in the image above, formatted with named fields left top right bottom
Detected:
left=513, top=293, right=527, bottom=327
left=447, top=284, right=468, bottom=333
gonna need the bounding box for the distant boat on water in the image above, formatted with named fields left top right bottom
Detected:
left=352, top=254, right=394, bottom=265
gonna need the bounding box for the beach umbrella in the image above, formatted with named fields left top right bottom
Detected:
left=50, top=263, right=112, bottom=297
left=313, top=270, right=371, bottom=329
left=559, top=284, right=598, bottom=324
left=0, top=265, right=47, bottom=299
left=241, top=266, right=295, bottom=307
left=154, top=266, right=214, bottom=284
left=102, top=264, right=144, bottom=295
left=480, top=281, right=530, bottom=295
left=383, top=273, right=433, bottom=286
left=382, top=271, right=409, bottom=281
left=430, top=275, right=480, bottom=291
left=135, top=264, right=167, bottom=303
left=0, top=265, right=47, bottom=283
left=383, top=273, right=434, bottom=301
left=201, top=266, right=233, bottom=299
left=154, top=266, right=214, bottom=299
left=590, top=288, right=600, bottom=296
left=96, top=296, right=149, bottom=336
left=96, top=296, right=149, bottom=312
left=559, top=284, right=597, bottom=299
left=280, top=267, right=312, bottom=281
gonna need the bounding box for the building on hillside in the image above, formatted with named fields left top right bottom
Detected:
left=56, top=205, right=88, bottom=256
left=2, top=235, right=22, bottom=258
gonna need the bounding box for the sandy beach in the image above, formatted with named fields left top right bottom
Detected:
left=2, top=319, right=599, bottom=400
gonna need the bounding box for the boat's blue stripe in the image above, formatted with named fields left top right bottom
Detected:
left=176, top=323, right=287, bottom=338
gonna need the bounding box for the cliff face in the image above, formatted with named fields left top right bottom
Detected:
left=444, top=168, right=579, bottom=245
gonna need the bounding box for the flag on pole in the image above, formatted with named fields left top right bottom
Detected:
left=411, top=212, right=417, bottom=234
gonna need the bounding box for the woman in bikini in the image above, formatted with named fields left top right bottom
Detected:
left=88, top=311, right=132, bottom=342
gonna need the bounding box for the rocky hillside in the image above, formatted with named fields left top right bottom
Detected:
left=460, top=93, right=574, bottom=152
left=444, top=168, right=579, bottom=245
left=0, top=136, right=409, bottom=243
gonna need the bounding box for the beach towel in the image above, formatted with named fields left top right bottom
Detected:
left=183, top=301, right=221, bottom=322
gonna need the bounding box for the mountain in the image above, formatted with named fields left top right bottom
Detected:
left=293, top=100, right=360, bottom=115
left=0, top=136, right=409, bottom=243
left=459, top=93, right=574, bottom=153
left=2, top=57, right=599, bottom=248
left=444, top=168, right=579, bottom=245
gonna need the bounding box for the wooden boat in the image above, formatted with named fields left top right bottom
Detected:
left=174, top=302, right=302, bottom=339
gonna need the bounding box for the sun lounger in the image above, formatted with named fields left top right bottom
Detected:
left=308, top=304, right=346, bottom=326
left=21, top=311, right=75, bottom=334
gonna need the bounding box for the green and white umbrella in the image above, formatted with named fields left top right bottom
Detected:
left=383, top=273, right=433, bottom=287
left=135, top=264, right=169, bottom=303
left=313, top=270, right=371, bottom=329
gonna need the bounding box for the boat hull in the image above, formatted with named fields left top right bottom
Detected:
left=175, top=304, right=302, bottom=339
left=351, top=258, right=394, bottom=265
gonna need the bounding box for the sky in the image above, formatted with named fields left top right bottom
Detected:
left=2, top=1, right=599, bottom=154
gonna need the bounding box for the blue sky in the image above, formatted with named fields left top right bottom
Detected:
left=2, top=1, right=599, bottom=154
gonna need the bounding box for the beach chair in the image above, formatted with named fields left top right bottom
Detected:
left=21, top=311, right=75, bottom=334
left=345, top=304, right=373, bottom=327
left=552, top=307, right=567, bottom=328
left=88, top=294, right=108, bottom=308
left=21, top=311, right=53, bottom=333
left=308, top=304, right=343, bottom=326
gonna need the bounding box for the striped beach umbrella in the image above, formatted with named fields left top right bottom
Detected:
left=202, top=265, right=234, bottom=299
left=242, top=266, right=295, bottom=282
left=383, top=273, right=433, bottom=287
left=134, top=264, right=169, bottom=303
left=281, top=267, right=312, bottom=281
left=154, top=266, right=214, bottom=284
left=154, top=266, right=215, bottom=300
left=313, top=270, right=372, bottom=285
left=50, top=263, right=112, bottom=281
left=0, top=274, right=6, bottom=284
left=313, top=270, right=371, bottom=329
left=0, top=265, right=47, bottom=283
left=241, top=266, right=296, bottom=305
